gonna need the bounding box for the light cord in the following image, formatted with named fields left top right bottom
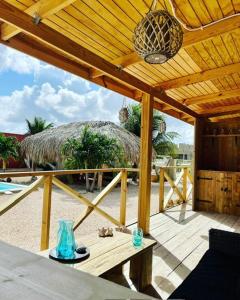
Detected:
left=168, top=0, right=240, bottom=31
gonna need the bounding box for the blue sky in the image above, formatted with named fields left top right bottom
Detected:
left=0, top=44, right=193, bottom=144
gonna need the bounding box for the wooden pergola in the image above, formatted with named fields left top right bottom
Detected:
left=0, top=0, right=239, bottom=233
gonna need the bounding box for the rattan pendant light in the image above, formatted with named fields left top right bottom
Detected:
left=133, top=0, right=183, bottom=64
left=119, top=97, right=129, bottom=123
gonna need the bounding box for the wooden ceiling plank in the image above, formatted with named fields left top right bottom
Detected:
left=1, top=0, right=76, bottom=40
left=40, top=18, right=115, bottom=61
left=63, top=5, right=131, bottom=54
left=47, top=13, right=122, bottom=58
left=91, top=15, right=240, bottom=76
left=158, top=62, right=240, bottom=90
left=199, top=103, right=240, bottom=117
left=0, top=1, right=197, bottom=118
left=184, top=88, right=240, bottom=106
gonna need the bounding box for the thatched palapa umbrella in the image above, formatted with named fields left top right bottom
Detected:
left=21, top=121, right=142, bottom=165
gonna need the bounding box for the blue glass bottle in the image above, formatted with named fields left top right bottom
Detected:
left=56, top=220, right=76, bottom=259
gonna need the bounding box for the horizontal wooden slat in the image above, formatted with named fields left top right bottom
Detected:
left=91, top=15, right=240, bottom=76
left=1, top=0, right=76, bottom=40
left=199, top=103, right=240, bottom=117
left=184, top=88, right=240, bottom=106
left=0, top=168, right=138, bottom=179
left=158, top=63, right=240, bottom=90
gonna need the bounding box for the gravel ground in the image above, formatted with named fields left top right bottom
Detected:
left=0, top=177, right=172, bottom=253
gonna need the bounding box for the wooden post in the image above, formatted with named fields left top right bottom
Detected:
left=159, top=168, right=165, bottom=212
left=120, top=169, right=128, bottom=225
left=97, top=172, right=103, bottom=191
left=138, top=93, right=153, bottom=234
left=40, top=175, right=52, bottom=250
left=183, top=167, right=188, bottom=202
left=130, top=248, right=153, bottom=291
left=192, top=118, right=202, bottom=211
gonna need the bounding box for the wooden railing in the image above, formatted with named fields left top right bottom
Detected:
left=0, top=166, right=192, bottom=250
left=159, top=166, right=193, bottom=212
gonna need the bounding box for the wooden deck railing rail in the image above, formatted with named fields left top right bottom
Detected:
left=0, top=166, right=192, bottom=250
left=159, top=166, right=193, bottom=212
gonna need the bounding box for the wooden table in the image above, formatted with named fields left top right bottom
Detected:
left=0, top=240, right=157, bottom=300
left=40, top=231, right=157, bottom=291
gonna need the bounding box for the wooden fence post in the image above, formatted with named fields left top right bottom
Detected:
left=183, top=167, right=188, bottom=202
left=40, top=175, right=52, bottom=250
left=138, top=93, right=153, bottom=234
left=159, top=168, right=165, bottom=212
left=120, top=169, right=128, bottom=225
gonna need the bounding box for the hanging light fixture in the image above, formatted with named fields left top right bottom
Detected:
left=133, top=0, right=183, bottom=64
left=119, top=97, right=129, bottom=123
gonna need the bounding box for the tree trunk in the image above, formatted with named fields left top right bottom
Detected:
left=90, top=172, right=98, bottom=192
left=85, top=161, right=90, bottom=192
left=86, top=173, right=90, bottom=192
left=2, top=160, right=6, bottom=172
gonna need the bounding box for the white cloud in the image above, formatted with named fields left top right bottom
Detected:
left=0, top=82, right=126, bottom=133
left=0, top=81, right=193, bottom=145
left=0, top=45, right=41, bottom=75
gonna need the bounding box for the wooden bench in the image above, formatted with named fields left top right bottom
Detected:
left=40, top=231, right=156, bottom=291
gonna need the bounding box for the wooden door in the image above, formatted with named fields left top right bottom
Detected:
left=196, top=170, right=216, bottom=211
left=232, top=174, right=240, bottom=215
left=215, top=172, right=233, bottom=214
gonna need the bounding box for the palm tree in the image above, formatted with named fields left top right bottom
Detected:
left=0, top=134, right=19, bottom=171
left=26, top=117, right=53, bottom=135
left=122, top=104, right=179, bottom=156
left=62, top=126, right=124, bottom=192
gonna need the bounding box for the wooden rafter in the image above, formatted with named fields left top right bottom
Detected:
left=0, top=1, right=197, bottom=118
left=0, top=34, right=193, bottom=124
left=159, top=63, right=240, bottom=90
left=210, top=116, right=240, bottom=122
left=91, top=52, right=140, bottom=79
left=184, top=88, right=240, bottom=106
left=91, top=16, right=240, bottom=78
left=199, top=104, right=240, bottom=117
left=1, top=0, right=76, bottom=41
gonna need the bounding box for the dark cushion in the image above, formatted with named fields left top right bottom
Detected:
left=168, top=249, right=240, bottom=300
left=209, top=228, right=240, bottom=258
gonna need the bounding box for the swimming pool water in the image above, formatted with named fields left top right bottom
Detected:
left=0, top=182, right=26, bottom=192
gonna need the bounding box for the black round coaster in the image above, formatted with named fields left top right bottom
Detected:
left=49, top=246, right=90, bottom=264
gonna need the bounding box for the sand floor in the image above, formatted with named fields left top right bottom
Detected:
left=0, top=177, right=176, bottom=253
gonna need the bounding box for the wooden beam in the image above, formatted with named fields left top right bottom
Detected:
left=158, top=63, right=240, bottom=90
left=91, top=16, right=240, bottom=76
left=0, top=1, right=197, bottom=118
left=1, top=34, right=90, bottom=78
left=52, top=177, right=121, bottom=229
left=1, top=0, right=76, bottom=41
left=159, top=168, right=164, bottom=213
left=91, top=52, right=140, bottom=79
left=184, top=88, right=240, bottom=106
left=138, top=94, right=153, bottom=234
left=210, top=116, right=240, bottom=122
left=200, top=104, right=240, bottom=118
left=1, top=35, right=193, bottom=123
left=40, top=175, right=52, bottom=250
left=120, top=170, right=128, bottom=225
left=73, top=172, right=122, bottom=230
left=192, top=118, right=202, bottom=211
